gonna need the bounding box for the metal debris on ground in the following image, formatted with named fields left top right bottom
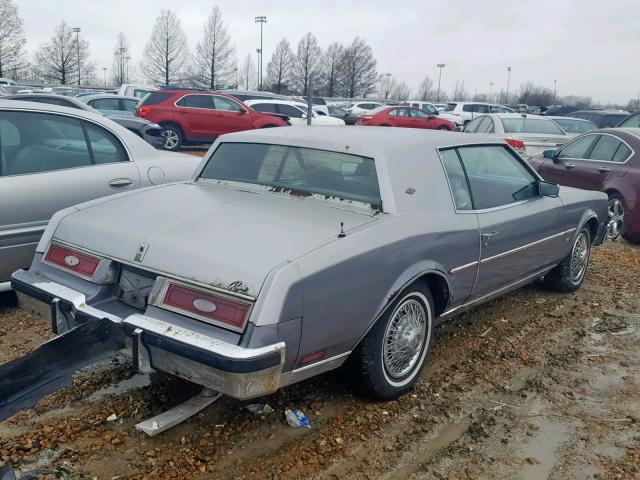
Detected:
left=246, top=403, right=275, bottom=416
left=285, top=409, right=311, bottom=428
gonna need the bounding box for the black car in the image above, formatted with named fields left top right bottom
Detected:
left=618, top=112, right=640, bottom=128
left=327, top=104, right=359, bottom=125
left=3, top=94, right=164, bottom=148
left=568, top=110, right=630, bottom=128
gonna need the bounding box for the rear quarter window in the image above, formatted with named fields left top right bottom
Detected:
left=140, top=92, right=173, bottom=106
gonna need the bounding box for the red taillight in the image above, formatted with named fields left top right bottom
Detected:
left=138, top=106, right=151, bottom=118
left=44, top=244, right=100, bottom=278
left=505, top=138, right=525, bottom=150
left=162, top=283, right=251, bottom=332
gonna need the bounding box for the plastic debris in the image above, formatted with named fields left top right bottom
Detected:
left=106, top=413, right=118, bottom=422
left=285, top=409, right=311, bottom=428
left=565, top=387, right=589, bottom=400
left=245, top=403, right=274, bottom=416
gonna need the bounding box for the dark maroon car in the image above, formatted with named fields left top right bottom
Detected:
left=528, top=128, right=640, bottom=243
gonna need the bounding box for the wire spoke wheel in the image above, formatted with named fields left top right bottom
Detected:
left=383, top=298, right=427, bottom=378
left=570, top=232, right=589, bottom=283
left=607, top=198, right=624, bottom=240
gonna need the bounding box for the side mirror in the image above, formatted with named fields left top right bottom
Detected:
left=539, top=181, right=560, bottom=198
left=301, top=113, right=308, bottom=119
left=238, top=107, right=248, bottom=115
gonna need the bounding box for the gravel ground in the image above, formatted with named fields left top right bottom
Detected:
left=0, top=240, right=638, bottom=480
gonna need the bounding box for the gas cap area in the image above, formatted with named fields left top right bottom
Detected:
left=148, top=166, right=166, bottom=185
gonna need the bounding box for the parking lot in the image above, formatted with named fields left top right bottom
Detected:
left=1, top=240, right=638, bottom=480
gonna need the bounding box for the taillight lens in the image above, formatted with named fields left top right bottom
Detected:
left=138, top=106, right=151, bottom=118
left=505, top=138, right=526, bottom=150
left=160, top=283, right=252, bottom=332
left=44, top=243, right=100, bottom=278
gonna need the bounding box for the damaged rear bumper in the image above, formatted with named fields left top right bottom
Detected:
left=11, top=269, right=285, bottom=400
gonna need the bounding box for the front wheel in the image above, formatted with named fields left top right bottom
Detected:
left=161, top=124, right=183, bottom=151
left=350, top=284, right=434, bottom=399
left=544, top=227, right=591, bottom=293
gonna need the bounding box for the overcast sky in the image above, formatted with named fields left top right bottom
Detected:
left=17, top=0, right=640, bottom=104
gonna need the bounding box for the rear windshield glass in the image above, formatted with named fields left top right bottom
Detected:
left=553, top=118, right=596, bottom=134
left=140, top=92, right=172, bottom=106
left=199, top=143, right=382, bottom=208
left=500, top=118, right=564, bottom=135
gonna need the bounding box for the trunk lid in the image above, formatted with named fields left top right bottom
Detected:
left=53, top=183, right=377, bottom=297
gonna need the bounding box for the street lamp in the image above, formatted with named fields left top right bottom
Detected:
left=72, top=27, right=81, bottom=85
left=505, top=66, right=512, bottom=104
left=436, top=64, right=446, bottom=102
left=256, top=48, right=261, bottom=88
left=102, top=67, right=107, bottom=87
left=553, top=79, right=557, bottom=103
left=489, top=82, right=494, bottom=103
left=254, top=16, right=267, bottom=90
left=125, top=56, right=131, bottom=83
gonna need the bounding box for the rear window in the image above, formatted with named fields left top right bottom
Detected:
left=140, top=92, right=173, bottom=106
left=500, top=118, right=565, bottom=135
left=199, top=142, right=382, bottom=208
left=601, top=114, right=628, bottom=128
left=444, top=103, right=457, bottom=111
left=552, top=118, right=596, bottom=134
left=619, top=114, right=640, bottom=128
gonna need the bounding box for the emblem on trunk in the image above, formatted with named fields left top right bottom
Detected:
left=134, top=244, right=149, bottom=262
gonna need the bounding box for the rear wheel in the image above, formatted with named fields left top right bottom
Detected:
left=607, top=193, right=625, bottom=240
left=544, top=227, right=591, bottom=292
left=161, top=124, right=183, bottom=151
left=437, top=125, right=450, bottom=131
left=350, top=283, right=434, bottom=399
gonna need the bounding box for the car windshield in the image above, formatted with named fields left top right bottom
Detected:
left=552, top=118, right=596, bottom=134
left=199, top=143, right=382, bottom=209
left=500, top=118, right=565, bottom=135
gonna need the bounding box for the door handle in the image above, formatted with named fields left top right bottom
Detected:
left=564, top=163, right=575, bottom=169
left=598, top=167, right=611, bottom=173
left=481, top=231, right=500, bottom=246
left=108, top=178, right=134, bottom=189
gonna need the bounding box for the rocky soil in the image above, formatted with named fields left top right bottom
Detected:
left=1, top=240, right=638, bottom=480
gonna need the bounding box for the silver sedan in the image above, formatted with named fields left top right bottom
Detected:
left=0, top=100, right=201, bottom=289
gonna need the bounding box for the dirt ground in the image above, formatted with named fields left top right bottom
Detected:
left=1, top=240, right=639, bottom=480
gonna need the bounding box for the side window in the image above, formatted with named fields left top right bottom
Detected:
left=620, top=114, right=640, bottom=128
left=1, top=111, right=92, bottom=176
left=612, top=143, right=632, bottom=162
left=121, top=99, right=139, bottom=112
left=588, top=135, right=623, bottom=162
left=277, top=104, right=304, bottom=118
left=252, top=103, right=277, bottom=113
left=85, top=123, right=127, bottom=165
left=425, top=104, right=439, bottom=115
left=474, top=104, right=490, bottom=113
left=482, top=118, right=495, bottom=133
left=411, top=109, right=430, bottom=119
left=457, top=146, right=538, bottom=209
left=462, top=104, right=473, bottom=112
left=177, top=94, right=213, bottom=109
left=558, top=135, right=597, bottom=159
left=89, top=98, right=120, bottom=110
left=213, top=96, right=242, bottom=112
left=464, top=116, right=485, bottom=133
left=389, top=108, right=409, bottom=117
left=440, top=149, right=472, bottom=210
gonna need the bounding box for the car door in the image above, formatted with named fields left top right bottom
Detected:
left=455, top=145, right=568, bottom=297
left=277, top=104, right=306, bottom=126
left=410, top=108, right=438, bottom=129
left=0, top=110, right=141, bottom=283
left=175, top=94, right=216, bottom=139
left=539, top=134, right=600, bottom=189
left=211, top=95, right=250, bottom=134
left=388, top=108, right=413, bottom=127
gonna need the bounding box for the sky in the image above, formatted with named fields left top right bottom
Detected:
left=16, top=0, right=640, bottom=104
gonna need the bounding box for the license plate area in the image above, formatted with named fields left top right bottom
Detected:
left=117, top=267, right=156, bottom=311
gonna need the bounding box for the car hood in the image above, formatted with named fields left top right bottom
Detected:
left=52, top=182, right=377, bottom=297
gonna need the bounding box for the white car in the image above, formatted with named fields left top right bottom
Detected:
left=0, top=77, right=16, bottom=86
left=443, top=102, right=514, bottom=124
left=400, top=101, right=464, bottom=127
left=245, top=99, right=345, bottom=126
left=117, top=84, right=156, bottom=99
left=462, top=113, right=571, bottom=158
left=344, top=101, right=384, bottom=116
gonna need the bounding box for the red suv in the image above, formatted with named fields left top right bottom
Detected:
left=355, top=106, right=455, bottom=130
left=137, top=90, right=289, bottom=150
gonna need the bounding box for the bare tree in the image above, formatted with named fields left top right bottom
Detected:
left=452, top=80, right=467, bottom=101
left=391, top=81, right=411, bottom=100
left=291, top=32, right=321, bottom=95
left=417, top=76, right=435, bottom=101
left=238, top=53, right=257, bottom=90
left=517, top=81, right=554, bottom=106
left=190, top=6, right=235, bottom=89
left=111, top=33, right=130, bottom=86
left=141, top=9, right=189, bottom=85
left=318, top=42, right=343, bottom=97
left=378, top=74, right=395, bottom=100
left=35, top=22, right=92, bottom=85
left=266, top=38, right=293, bottom=94
left=338, top=37, right=377, bottom=98
left=0, top=0, right=25, bottom=79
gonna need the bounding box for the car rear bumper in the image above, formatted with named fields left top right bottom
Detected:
left=11, top=269, right=285, bottom=400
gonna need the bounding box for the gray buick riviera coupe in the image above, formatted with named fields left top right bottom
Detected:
left=13, top=127, right=608, bottom=400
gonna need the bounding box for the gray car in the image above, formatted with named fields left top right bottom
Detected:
left=12, top=127, right=608, bottom=400
left=77, top=94, right=140, bottom=117
left=0, top=100, right=201, bottom=289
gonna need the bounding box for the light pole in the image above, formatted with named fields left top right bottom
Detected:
left=72, top=27, right=81, bottom=85
left=436, top=64, right=446, bottom=102
left=553, top=79, right=557, bottom=103
left=489, top=82, right=494, bottom=103
left=382, top=73, right=391, bottom=99
left=254, top=16, right=267, bottom=90
left=125, top=56, right=131, bottom=83
left=505, top=66, right=511, bottom=104
left=102, top=67, right=107, bottom=87
left=256, top=48, right=261, bottom=89
left=234, top=67, right=238, bottom=89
